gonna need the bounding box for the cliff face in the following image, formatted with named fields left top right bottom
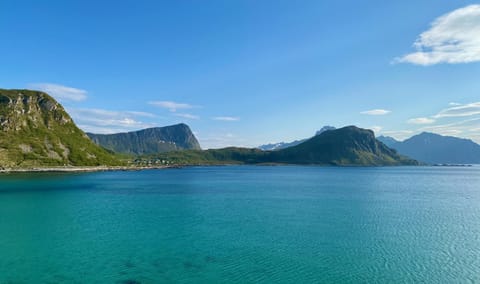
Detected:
left=87, top=123, right=201, bottom=155
left=0, top=89, right=119, bottom=168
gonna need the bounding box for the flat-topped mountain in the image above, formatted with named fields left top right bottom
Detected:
left=0, top=89, right=119, bottom=168
left=379, top=132, right=480, bottom=164
left=87, top=123, right=201, bottom=155
left=271, top=126, right=415, bottom=165
left=146, top=126, right=418, bottom=166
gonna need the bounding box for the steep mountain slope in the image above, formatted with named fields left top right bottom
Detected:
left=386, top=132, right=480, bottom=164
left=87, top=123, right=201, bottom=155
left=0, top=89, right=120, bottom=168
left=147, top=126, right=417, bottom=166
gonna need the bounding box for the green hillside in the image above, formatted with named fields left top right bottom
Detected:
left=271, top=126, right=415, bottom=165
left=0, top=89, right=121, bottom=168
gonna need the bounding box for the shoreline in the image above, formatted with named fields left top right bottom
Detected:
left=0, top=165, right=181, bottom=174
left=1, top=163, right=470, bottom=174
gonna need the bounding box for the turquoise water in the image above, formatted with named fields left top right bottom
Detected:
left=1, top=166, right=480, bottom=283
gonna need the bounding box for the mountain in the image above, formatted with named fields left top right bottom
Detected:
left=146, top=126, right=417, bottom=166
left=258, top=126, right=336, bottom=151
left=87, top=123, right=201, bottom=155
left=377, top=135, right=399, bottom=148
left=385, top=132, right=480, bottom=164
left=270, top=126, right=415, bottom=165
left=0, top=89, right=120, bottom=168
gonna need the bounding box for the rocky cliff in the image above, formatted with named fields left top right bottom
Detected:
left=0, top=89, right=119, bottom=168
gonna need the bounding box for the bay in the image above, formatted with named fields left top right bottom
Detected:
left=0, top=166, right=479, bottom=283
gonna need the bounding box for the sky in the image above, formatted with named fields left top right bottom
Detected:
left=1, top=0, right=480, bottom=148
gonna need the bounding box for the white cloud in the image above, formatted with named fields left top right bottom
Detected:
left=434, top=102, right=480, bottom=118
left=174, top=113, right=199, bottom=120
left=396, top=5, right=480, bottom=65
left=360, top=109, right=391, bottom=115
left=449, top=102, right=462, bottom=106
left=407, top=117, right=436, bottom=124
left=125, top=111, right=157, bottom=118
left=212, top=116, right=240, bottom=121
left=149, top=101, right=195, bottom=112
left=29, top=83, right=87, bottom=102
left=67, top=108, right=157, bottom=134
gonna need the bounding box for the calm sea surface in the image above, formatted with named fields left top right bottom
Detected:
left=0, top=166, right=479, bottom=283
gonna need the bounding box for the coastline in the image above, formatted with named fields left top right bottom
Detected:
left=0, top=165, right=180, bottom=174
left=0, top=163, right=430, bottom=174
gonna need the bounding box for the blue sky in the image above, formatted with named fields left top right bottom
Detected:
left=1, top=1, right=480, bottom=148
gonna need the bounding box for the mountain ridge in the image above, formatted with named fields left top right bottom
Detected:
left=379, top=132, right=480, bottom=164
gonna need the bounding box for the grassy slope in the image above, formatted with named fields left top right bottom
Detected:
left=0, top=89, right=121, bottom=168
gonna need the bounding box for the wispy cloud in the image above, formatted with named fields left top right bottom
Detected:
left=67, top=108, right=157, bottom=134
left=420, top=117, right=480, bottom=137
left=198, top=133, right=251, bottom=149
left=149, top=101, right=195, bottom=112
left=125, top=111, right=157, bottom=118
left=433, top=102, right=480, bottom=118
left=396, top=5, right=480, bottom=65
left=29, top=83, right=87, bottom=102
left=212, top=116, right=240, bottom=121
left=386, top=102, right=480, bottom=143
left=174, top=113, right=199, bottom=120
left=407, top=117, right=436, bottom=124
left=360, top=109, right=391, bottom=115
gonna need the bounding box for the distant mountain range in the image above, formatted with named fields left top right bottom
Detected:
left=147, top=126, right=417, bottom=166
left=377, top=132, right=480, bottom=164
left=87, top=123, right=201, bottom=155
left=258, top=126, right=336, bottom=150
left=0, top=89, right=120, bottom=167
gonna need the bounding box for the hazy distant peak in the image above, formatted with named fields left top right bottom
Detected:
left=377, top=135, right=400, bottom=147
left=387, top=132, right=480, bottom=164
left=315, top=126, right=336, bottom=136
left=259, top=125, right=337, bottom=151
